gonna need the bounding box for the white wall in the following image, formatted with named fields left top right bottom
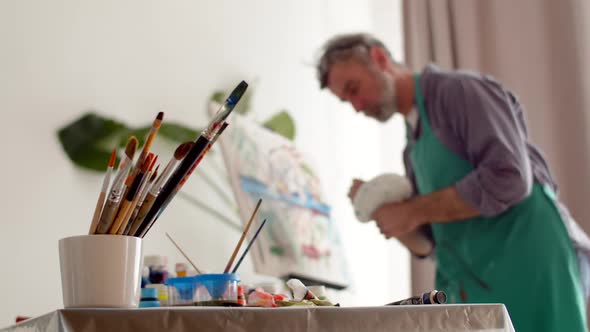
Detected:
left=0, top=0, right=406, bottom=326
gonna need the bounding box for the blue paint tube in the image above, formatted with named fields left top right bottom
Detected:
left=387, top=290, right=447, bottom=305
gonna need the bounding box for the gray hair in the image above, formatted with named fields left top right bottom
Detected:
left=316, top=33, right=393, bottom=89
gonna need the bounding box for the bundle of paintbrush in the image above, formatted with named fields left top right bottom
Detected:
left=132, top=80, right=248, bottom=238
left=87, top=80, right=248, bottom=238
left=90, top=111, right=165, bottom=235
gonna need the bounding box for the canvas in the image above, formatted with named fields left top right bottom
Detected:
left=217, top=113, right=349, bottom=288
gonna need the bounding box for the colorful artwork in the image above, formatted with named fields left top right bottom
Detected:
left=218, top=114, right=349, bottom=287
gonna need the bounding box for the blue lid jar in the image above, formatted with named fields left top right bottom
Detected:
left=139, top=287, right=160, bottom=308
left=194, top=273, right=240, bottom=304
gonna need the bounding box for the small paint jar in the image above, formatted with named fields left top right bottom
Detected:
left=175, top=263, right=188, bottom=277
left=139, top=288, right=161, bottom=308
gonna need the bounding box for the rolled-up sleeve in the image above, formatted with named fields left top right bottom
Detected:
left=442, top=76, right=533, bottom=217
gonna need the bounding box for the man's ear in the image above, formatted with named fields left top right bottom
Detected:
left=369, top=46, right=389, bottom=70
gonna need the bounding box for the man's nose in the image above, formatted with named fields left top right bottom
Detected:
left=351, top=99, right=364, bottom=112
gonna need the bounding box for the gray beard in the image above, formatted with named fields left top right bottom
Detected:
left=375, top=72, right=397, bottom=122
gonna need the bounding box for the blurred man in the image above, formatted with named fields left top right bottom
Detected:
left=317, top=33, right=590, bottom=332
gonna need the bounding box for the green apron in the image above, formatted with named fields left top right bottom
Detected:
left=408, top=73, right=587, bottom=332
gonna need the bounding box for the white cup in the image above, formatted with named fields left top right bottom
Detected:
left=59, top=235, right=143, bottom=308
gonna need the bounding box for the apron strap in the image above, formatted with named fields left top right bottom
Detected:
left=413, top=73, right=432, bottom=133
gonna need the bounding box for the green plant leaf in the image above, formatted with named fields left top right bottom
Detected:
left=301, top=163, right=316, bottom=177
left=158, top=123, right=201, bottom=142
left=58, top=112, right=128, bottom=171
left=263, top=111, right=296, bottom=140
left=234, top=89, right=252, bottom=115
left=118, top=126, right=151, bottom=148
left=57, top=112, right=202, bottom=172
left=210, top=91, right=226, bottom=104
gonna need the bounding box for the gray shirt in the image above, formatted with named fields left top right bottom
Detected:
left=404, top=64, right=590, bottom=254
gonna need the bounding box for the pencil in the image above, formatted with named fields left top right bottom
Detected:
left=231, top=218, right=267, bottom=273
left=88, top=149, right=117, bottom=234
left=224, top=198, right=262, bottom=273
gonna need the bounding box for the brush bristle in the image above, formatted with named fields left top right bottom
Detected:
left=227, top=81, right=248, bottom=106
left=150, top=166, right=160, bottom=181
left=152, top=111, right=164, bottom=129
left=141, top=154, right=153, bottom=172
left=108, top=149, right=117, bottom=167
left=124, top=173, right=134, bottom=186
left=174, top=141, right=194, bottom=160
left=126, top=136, right=138, bottom=160
left=213, top=122, right=229, bottom=141
left=149, top=155, right=158, bottom=171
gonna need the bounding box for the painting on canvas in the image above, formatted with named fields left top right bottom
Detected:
left=217, top=113, right=349, bottom=288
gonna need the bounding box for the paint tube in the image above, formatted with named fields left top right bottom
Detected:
left=387, top=290, right=447, bottom=305
left=286, top=278, right=317, bottom=301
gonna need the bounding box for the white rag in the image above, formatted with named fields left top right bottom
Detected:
left=352, top=173, right=413, bottom=222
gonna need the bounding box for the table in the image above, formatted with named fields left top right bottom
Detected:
left=1, top=304, right=515, bottom=332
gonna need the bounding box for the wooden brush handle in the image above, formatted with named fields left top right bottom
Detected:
left=95, top=199, right=120, bottom=234
left=89, top=192, right=106, bottom=234
left=128, top=193, right=156, bottom=236
left=224, top=199, right=262, bottom=273
left=116, top=194, right=143, bottom=235
left=109, top=201, right=132, bottom=234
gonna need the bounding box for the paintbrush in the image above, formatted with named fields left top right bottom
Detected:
left=224, top=198, right=262, bottom=273
left=112, top=154, right=153, bottom=234
left=98, top=173, right=132, bottom=233
left=152, top=142, right=194, bottom=193
left=186, top=122, right=228, bottom=177
left=148, top=155, right=158, bottom=173
left=109, top=154, right=153, bottom=234
left=124, top=165, right=159, bottom=235
left=117, top=164, right=155, bottom=235
left=137, top=122, right=229, bottom=238
left=136, top=112, right=164, bottom=167
left=127, top=142, right=192, bottom=236
left=231, top=218, right=267, bottom=273
left=165, top=232, right=202, bottom=274
left=95, top=137, right=138, bottom=234
left=88, top=149, right=117, bottom=234
left=122, top=112, right=163, bottom=203
left=135, top=81, right=248, bottom=237
left=117, top=136, right=139, bottom=173
left=172, top=122, right=228, bottom=195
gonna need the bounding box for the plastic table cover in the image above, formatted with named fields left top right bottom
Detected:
left=1, top=304, right=515, bottom=332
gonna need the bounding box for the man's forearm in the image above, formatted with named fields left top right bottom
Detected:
left=398, top=228, right=435, bottom=257
left=410, top=186, right=480, bottom=225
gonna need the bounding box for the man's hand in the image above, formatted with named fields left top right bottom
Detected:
left=347, top=179, right=364, bottom=202
left=372, top=201, right=423, bottom=239
left=372, top=186, right=480, bottom=239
